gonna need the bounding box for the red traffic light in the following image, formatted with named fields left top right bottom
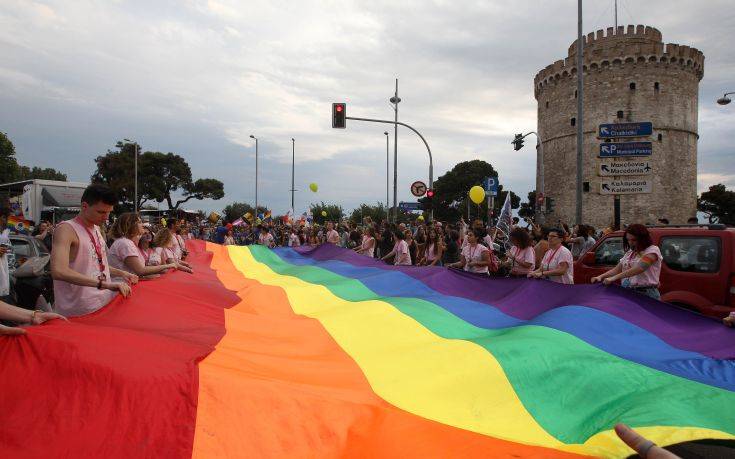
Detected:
left=426, top=189, right=434, bottom=198
left=332, top=103, right=346, bottom=129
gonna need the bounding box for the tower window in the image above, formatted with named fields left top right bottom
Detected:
left=657, top=133, right=663, bottom=141
left=616, top=110, right=624, bottom=119
left=571, top=117, right=576, bottom=126
left=629, top=82, right=636, bottom=90
left=583, top=182, right=590, bottom=192
left=654, top=82, right=660, bottom=91
left=546, top=101, right=549, bottom=108
left=574, top=90, right=577, bottom=98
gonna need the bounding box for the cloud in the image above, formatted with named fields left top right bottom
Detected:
left=0, top=0, right=733, bottom=215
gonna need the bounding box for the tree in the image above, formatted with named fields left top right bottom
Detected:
left=421, top=159, right=519, bottom=222
left=518, top=190, right=537, bottom=219
left=310, top=201, right=344, bottom=225
left=0, top=132, right=67, bottom=183
left=698, top=184, right=735, bottom=225
left=349, top=203, right=388, bottom=224
left=222, top=202, right=268, bottom=223
left=92, top=141, right=225, bottom=211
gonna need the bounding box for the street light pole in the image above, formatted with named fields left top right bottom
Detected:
left=384, top=132, right=389, bottom=216
left=123, top=138, right=138, bottom=213
left=389, top=79, right=400, bottom=223
left=291, top=138, right=295, bottom=216
left=250, top=135, right=258, bottom=216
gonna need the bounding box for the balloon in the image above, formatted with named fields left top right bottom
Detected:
left=309, top=183, right=318, bottom=192
left=469, top=185, right=485, bottom=204
left=417, top=215, right=425, bottom=221
left=321, top=210, right=327, bottom=217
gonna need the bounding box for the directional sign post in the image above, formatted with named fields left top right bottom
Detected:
left=599, top=160, right=653, bottom=176
left=399, top=201, right=421, bottom=211
left=482, top=176, right=498, bottom=196
left=598, top=122, right=653, bottom=138
left=410, top=181, right=427, bottom=197
left=600, top=179, right=652, bottom=195
left=599, top=142, right=652, bottom=158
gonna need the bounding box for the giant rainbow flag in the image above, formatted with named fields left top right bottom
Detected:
left=1, top=241, right=734, bottom=458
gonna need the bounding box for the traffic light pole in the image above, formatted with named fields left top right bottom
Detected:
left=346, top=115, right=434, bottom=221
left=513, top=131, right=545, bottom=223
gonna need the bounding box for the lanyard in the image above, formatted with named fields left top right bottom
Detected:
left=75, top=217, right=106, bottom=280
left=544, top=246, right=562, bottom=272
left=468, top=243, right=480, bottom=262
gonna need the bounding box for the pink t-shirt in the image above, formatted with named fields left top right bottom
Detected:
left=258, top=233, right=275, bottom=247
left=53, top=219, right=116, bottom=317
left=620, top=245, right=662, bottom=287
left=108, top=238, right=141, bottom=272
left=327, top=229, right=340, bottom=245
left=426, top=243, right=437, bottom=262
left=171, top=234, right=186, bottom=260
left=509, top=246, right=536, bottom=275
left=461, top=243, right=490, bottom=274
left=393, top=240, right=411, bottom=265
left=540, top=245, right=574, bottom=284
left=361, top=236, right=375, bottom=258
left=152, top=247, right=175, bottom=264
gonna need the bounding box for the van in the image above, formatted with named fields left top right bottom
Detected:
left=574, top=225, right=735, bottom=318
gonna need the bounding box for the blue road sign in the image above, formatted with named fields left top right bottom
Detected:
left=399, top=201, right=421, bottom=211
left=598, top=122, right=653, bottom=138
left=599, top=142, right=652, bottom=158
left=483, top=176, right=498, bottom=196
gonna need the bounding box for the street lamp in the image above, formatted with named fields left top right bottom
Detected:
left=250, top=135, right=258, bottom=217
left=384, top=132, right=389, bottom=217
left=717, top=92, right=733, bottom=105
left=389, top=79, right=400, bottom=222
left=291, top=138, right=295, bottom=216
left=123, top=138, right=138, bottom=213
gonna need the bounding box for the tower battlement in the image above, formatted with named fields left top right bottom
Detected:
left=534, top=25, right=704, bottom=96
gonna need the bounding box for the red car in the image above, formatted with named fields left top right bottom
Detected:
left=574, top=224, right=735, bottom=318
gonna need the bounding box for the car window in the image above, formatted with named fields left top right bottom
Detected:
left=10, top=239, right=32, bottom=258
left=661, top=237, right=720, bottom=273
left=33, top=238, right=50, bottom=255
left=594, top=237, right=624, bottom=266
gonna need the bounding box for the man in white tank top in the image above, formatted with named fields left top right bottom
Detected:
left=51, top=185, right=138, bottom=317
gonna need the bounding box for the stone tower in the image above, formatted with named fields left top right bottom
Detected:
left=534, top=25, right=704, bottom=229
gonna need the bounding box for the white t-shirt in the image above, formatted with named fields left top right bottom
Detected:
left=540, top=245, right=574, bottom=284
left=327, top=229, right=340, bottom=245
left=461, top=243, right=490, bottom=274
left=288, top=233, right=301, bottom=247
left=361, top=236, right=375, bottom=258
left=620, top=245, right=662, bottom=288
left=509, top=246, right=536, bottom=275
left=258, top=232, right=275, bottom=248
left=0, top=228, right=10, bottom=296
left=108, top=237, right=141, bottom=272
left=393, top=240, right=411, bottom=265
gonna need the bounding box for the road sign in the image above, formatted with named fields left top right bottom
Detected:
left=599, top=142, right=652, bottom=158
left=600, top=179, right=652, bottom=195
left=482, top=176, right=498, bottom=196
left=598, top=122, right=652, bottom=138
left=410, top=181, right=427, bottom=197
left=399, top=201, right=421, bottom=211
left=599, top=160, right=652, bottom=176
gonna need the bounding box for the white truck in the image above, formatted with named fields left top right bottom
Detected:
left=0, top=179, right=88, bottom=225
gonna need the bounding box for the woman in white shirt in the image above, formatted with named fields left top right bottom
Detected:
left=448, top=228, right=491, bottom=274
left=223, top=230, right=235, bottom=246
left=288, top=227, right=301, bottom=247
left=151, top=229, right=193, bottom=273
left=381, top=230, right=411, bottom=266
left=506, top=227, right=536, bottom=277
left=419, top=227, right=444, bottom=266
left=528, top=228, right=574, bottom=284
left=108, top=213, right=176, bottom=278
left=355, top=227, right=376, bottom=257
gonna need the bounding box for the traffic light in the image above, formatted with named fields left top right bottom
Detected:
left=332, top=103, right=346, bottom=129
left=425, top=189, right=434, bottom=210
left=545, top=196, right=555, bottom=213
left=512, top=133, right=524, bottom=151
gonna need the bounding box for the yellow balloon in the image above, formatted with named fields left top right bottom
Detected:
left=309, top=183, right=318, bottom=192
left=417, top=215, right=425, bottom=221
left=321, top=210, right=327, bottom=217
left=469, top=185, right=485, bottom=204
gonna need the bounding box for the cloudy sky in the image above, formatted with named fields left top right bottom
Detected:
left=1, top=0, right=733, bottom=215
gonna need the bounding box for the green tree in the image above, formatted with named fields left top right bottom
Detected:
left=310, top=201, right=344, bottom=225
left=16, top=166, right=67, bottom=181
left=92, top=141, right=224, bottom=211
left=222, top=202, right=268, bottom=223
left=698, top=184, right=735, bottom=225
left=518, top=190, right=537, bottom=219
left=421, top=160, right=519, bottom=222
left=349, top=202, right=388, bottom=224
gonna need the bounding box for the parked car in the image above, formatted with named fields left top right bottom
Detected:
left=8, top=234, right=53, bottom=310
left=574, top=224, right=735, bottom=318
